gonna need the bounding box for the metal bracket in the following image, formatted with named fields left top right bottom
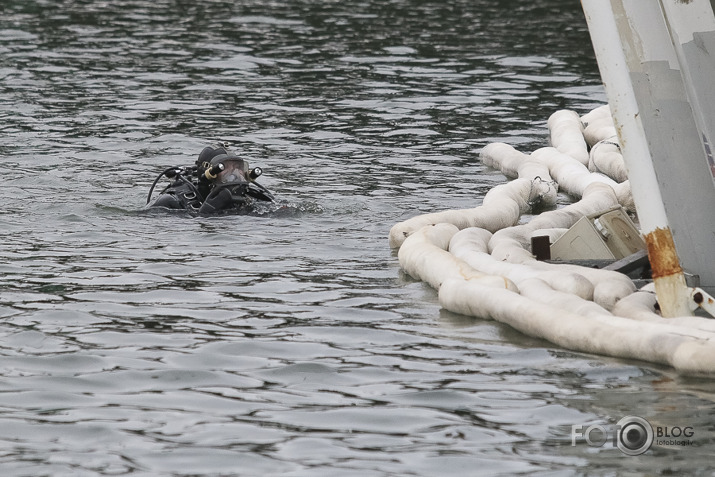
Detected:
left=689, top=287, right=715, bottom=318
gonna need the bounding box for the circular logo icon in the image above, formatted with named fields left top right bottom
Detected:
left=616, top=416, right=653, bottom=456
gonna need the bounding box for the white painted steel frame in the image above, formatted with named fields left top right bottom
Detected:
left=581, top=0, right=692, bottom=316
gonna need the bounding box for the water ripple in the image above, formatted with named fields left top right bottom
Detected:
left=2, top=0, right=715, bottom=475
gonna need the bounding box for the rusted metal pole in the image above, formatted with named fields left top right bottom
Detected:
left=644, top=228, right=690, bottom=317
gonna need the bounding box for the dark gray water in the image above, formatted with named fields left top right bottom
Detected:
left=1, top=0, right=714, bottom=475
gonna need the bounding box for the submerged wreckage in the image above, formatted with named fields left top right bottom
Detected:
left=389, top=0, right=715, bottom=375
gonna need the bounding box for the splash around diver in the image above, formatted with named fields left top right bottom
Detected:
left=145, top=142, right=275, bottom=215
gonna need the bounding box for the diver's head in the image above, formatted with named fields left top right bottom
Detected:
left=196, top=142, right=231, bottom=167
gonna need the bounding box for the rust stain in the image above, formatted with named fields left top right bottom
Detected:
left=644, top=227, right=683, bottom=279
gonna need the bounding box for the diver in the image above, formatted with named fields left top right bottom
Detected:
left=145, top=142, right=275, bottom=214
